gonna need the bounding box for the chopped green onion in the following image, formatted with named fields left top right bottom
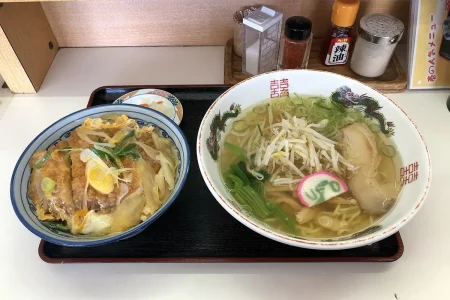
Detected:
left=317, top=103, right=331, bottom=110
left=42, top=221, right=70, bottom=232
left=244, top=117, right=259, bottom=126
left=295, top=106, right=307, bottom=117
left=113, top=130, right=135, bottom=155
left=346, top=112, right=360, bottom=123
left=253, top=105, right=267, bottom=115
left=369, top=123, right=381, bottom=133
left=116, top=143, right=140, bottom=159
left=331, top=100, right=346, bottom=113
left=35, top=152, right=51, bottom=169
left=35, top=146, right=72, bottom=169
left=285, top=103, right=295, bottom=112
left=336, top=118, right=347, bottom=129
left=62, top=148, right=82, bottom=168
left=257, top=123, right=263, bottom=136
left=232, top=120, right=249, bottom=132
left=40, top=177, right=56, bottom=194
left=380, top=144, right=396, bottom=157
left=291, top=94, right=303, bottom=105
left=64, top=152, right=71, bottom=168
left=90, top=148, right=120, bottom=168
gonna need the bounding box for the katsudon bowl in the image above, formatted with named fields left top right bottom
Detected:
left=11, top=104, right=189, bottom=247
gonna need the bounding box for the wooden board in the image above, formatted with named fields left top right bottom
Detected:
left=225, top=39, right=407, bottom=93
left=0, top=27, right=35, bottom=93
left=40, top=0, right=410, bottom=47
left=0, top=2, right=58, bottom=93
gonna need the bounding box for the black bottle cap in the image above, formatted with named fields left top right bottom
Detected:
left=284, top=16, right=312, bottom=40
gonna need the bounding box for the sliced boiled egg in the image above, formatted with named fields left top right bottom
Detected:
left=80, top=149, right=132, bottom=196
left=80, top=149, right=114, bottom=194
left=85, top=159, right=114, bottom=195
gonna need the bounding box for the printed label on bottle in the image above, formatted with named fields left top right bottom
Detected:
left=325, top=37, right=351, bottom=65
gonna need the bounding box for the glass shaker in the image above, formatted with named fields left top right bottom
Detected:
left=350, top=13, right=404, bottom=78
left=278, top=16, right=313, bottom=69
left=242, top=6, right=283, bottom=76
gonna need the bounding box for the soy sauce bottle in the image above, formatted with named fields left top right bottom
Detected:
left=323, top=0, right=360, bottom=66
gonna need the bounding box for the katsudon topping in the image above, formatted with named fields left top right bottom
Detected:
left=28, top=114, right=179, bottom=236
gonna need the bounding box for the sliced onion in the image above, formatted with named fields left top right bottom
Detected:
left=76, top=129, right=115, bottom=148
left=135, top=141, right=158, bottom=160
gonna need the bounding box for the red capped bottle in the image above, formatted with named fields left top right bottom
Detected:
left=323, top=0, right=360, bottom=66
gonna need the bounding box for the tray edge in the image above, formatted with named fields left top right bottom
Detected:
left=39, top=232, right=403, bottom=264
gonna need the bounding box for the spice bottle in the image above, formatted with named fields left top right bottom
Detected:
left=278, top=16, right=313, bottom=70
left=323, top=0, right=360, bottom=66
left=233, top=7, right=259, bottom=57
left=242, top=6, right=283, bottom=76
left=350, top=14, right=404, bottom=77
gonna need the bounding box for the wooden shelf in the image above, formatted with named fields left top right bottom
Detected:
left=0, top=0, right=410, bottom=93
left=225, top=39, right=407, bottom=93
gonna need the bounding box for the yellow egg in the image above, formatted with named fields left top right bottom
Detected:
left=86, top=160, right=114, bottom=194
left=81, top=210, right=112, bottom=235
left=71, top=209, right=88, bottom=232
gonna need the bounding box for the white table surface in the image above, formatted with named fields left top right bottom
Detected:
left=0, top=47, right=449, bottom=300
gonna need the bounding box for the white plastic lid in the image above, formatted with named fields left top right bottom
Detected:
left=243, top=6, right=283, bottom=32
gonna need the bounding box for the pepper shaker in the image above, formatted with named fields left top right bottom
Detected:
left=350, top=14, right=404, bottom=77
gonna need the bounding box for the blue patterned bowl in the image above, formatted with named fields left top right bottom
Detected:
left=11, top=104, right=190, bottom=247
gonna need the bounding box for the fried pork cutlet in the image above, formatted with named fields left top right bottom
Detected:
left=28, top=142, right=75, bottom=221
left=67, top=128, right=140, bottom=213
left=29, top=115, right=172, bottom=232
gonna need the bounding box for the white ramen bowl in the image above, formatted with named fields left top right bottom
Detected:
left=197, top=70, right=431, bottom=250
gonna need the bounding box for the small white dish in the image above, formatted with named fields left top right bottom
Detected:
left=114, top=89, right=183, bottom=125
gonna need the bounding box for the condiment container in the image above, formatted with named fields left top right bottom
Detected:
left=242, top=6, right=283, bottom=76
left=278, top=16, right=313, bottom=70
left=323, top=0, right=360, bottom=66
left=350, top=13, right=404, bottom=78
left=233, top=7, right=259, bottom=57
